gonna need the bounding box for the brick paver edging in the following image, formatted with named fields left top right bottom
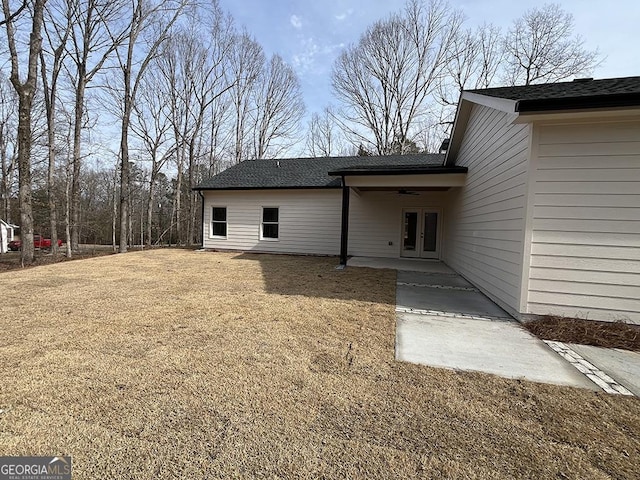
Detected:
left=544, top=340, right=634, bottom=396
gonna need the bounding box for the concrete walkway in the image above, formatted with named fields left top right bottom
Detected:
left=569, top=344, right=640, bottom=396
left=393, top=269, right=597, bottom=389
left=349, top=257, right=639, bottom=394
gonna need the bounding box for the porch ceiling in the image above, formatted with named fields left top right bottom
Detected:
left=343, top=172, right=467, bottom=188
left=356, top=186, right=451, bottom=192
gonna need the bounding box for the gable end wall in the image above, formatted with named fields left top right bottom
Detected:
left=444, top=104, right=531, bottom=315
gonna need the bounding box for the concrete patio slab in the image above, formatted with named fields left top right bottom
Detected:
left=393, top=269, right=598, bottom=390
left=397, top=283, right=512, bottom=319
left=397, top=313, right=598, bottom=389
left=569, top=344, right=640, bottom=396
left=348, top=256, right=455, bottom=274
left=397, top=270, right=473, bottom=289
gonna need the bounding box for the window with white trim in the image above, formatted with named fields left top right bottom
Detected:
left=261, top=207, right=279, bottom=239
left=211, top=207, right=227, bottom=238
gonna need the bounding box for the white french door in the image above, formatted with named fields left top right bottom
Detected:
left=401, top=208, right=441, bottom=259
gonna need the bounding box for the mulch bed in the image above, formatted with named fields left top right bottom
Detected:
left=524, top=315, right=640, bottom=352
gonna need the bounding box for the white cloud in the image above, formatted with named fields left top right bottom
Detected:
left=292, top=37, right=344, bottom=75
left=290, top=14, right=302, bottom=29
left=335, top=9, right=353, bottom=21
left=292, top=38, right=319, bottom=72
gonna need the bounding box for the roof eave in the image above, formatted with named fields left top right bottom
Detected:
left=515, top=92, right=640, bottom=112
left=328, top=166, right=468, bottom=176
left=445, top=92, right=519, bottom=167
left=192, top=185, right=341, bottom=192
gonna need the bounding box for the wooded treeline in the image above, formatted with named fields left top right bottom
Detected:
left=0, top=0, right=599, bottom=263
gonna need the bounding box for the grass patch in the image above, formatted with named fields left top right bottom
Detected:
left=0, top=250, right=638, bottom=478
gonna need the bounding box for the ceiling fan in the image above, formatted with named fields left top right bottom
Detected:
left=397, top=189, right=419, bottom=196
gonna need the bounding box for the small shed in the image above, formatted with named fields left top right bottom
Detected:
left=0, top=220, right=18, bottom=253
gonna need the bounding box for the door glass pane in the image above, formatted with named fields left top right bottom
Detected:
left=423, top=212, right=438, bottom=252
left=403, top=212, right=417, bottom=251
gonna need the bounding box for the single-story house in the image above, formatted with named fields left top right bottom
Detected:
left=0, top=220, right=17, bottom=254
left=195, top=76, right=640, bottom=324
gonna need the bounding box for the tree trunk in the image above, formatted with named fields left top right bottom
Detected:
left=2, top=0, right=47, bottom=265
left=16, top=93, right=34, bottom=265
left=64, top=160, right=72, bottom=257
left=175, top=161, right=182, bottom=245
left=40, top=50, right=61, bottom=256
left=47, top=119, right=58, bottom=255
left=71, top=80, right=86, bottom=252
left=112, top=165, right=117, bottom=252
left=119, top=83, right=132, bottom=252
left=146, top=171, right=154, bottom=246
left=187, top=140, right=195, bottom=244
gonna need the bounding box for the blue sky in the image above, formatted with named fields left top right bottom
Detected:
left=219, top=0, right=640, bottom=117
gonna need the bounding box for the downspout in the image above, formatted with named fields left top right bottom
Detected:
left=197, top=190, right=205, bottom=247
left=339, top=176, right=350, bottom=266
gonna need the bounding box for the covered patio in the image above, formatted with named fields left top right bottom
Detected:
left=329, top=164, right=468, bottom=266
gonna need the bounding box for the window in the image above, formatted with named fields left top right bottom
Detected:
left=261, top=207, right=279, bottom=239
left=211, top=207, right=227, bottom=238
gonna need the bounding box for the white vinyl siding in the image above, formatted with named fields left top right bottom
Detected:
left=444, top=104, right=531, bottom=315
left=202, top=190, right=342, bottom=255
left=527, top=120, right=640, bottom=323
left=348, top=191, right=450, bottom=258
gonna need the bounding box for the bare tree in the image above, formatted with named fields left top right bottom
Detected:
left=158, top=6, right=234, bottom=245
left=65, top=0, right=127, bottom=253
left=115, top=0, right=187, bottom=253
left=332, top=0, right=462, bottom=155
left=305, top=106, right=344, bottom=157
left=435, top=22, right=503, bottom=129
left=0, top=77, right=17, bottom=222
left=476, top=23, right=504, bottom=89
left=1, top=0, right=47, bottom=265
left=130, top=70, right=172, bottom=246
left=227, top=32, right=263, bottom=164
left=40, top=0, right=73, bottom=255
left=503, top=3, right=601, bottom=85
left=251, top=54, right=305, bottom=159
left=440, top=23, right=503, bottom=102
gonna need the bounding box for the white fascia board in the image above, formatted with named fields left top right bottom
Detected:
left=460, top=92, right=518, bottom=114
left=445, top=93, right=519, bottom=166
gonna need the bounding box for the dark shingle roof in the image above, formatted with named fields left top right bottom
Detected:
left=195, top=154, right=445, bottom=190
left=468, top=76, right=640, bottom=112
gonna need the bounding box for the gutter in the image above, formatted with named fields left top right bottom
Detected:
left=515, top=92, right=640, bottom=113
left=192, top=185, right=341, bottom=192
left=328, top=166, right=468, bottom=176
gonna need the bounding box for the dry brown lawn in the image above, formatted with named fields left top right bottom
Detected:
left=1, top=250, right=639, bottom=479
